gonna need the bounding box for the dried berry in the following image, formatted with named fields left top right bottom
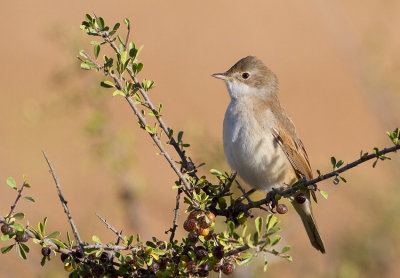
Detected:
left=198, top=262, right=210, bottom=277
left=187, top=231, right=199, bottom=244
left=156, top=240, right=166, bottom=250
left=100, top=252, right=112, bottom=263
left=213, top=263, right=221, bottom=272
left=149, top=261, right=160, bottom=273
left=41, top=247, right=51, bottom=257
left=222, top=263, right=234, bottom=275
left=195, top=246, right=208, bottom=260
left=295, top=193, right=307, bottom=204
left=186, top=261, right=196, bottom=271
left=15, top=231, right=29, bottom=242
left=212, top=245, right=225, bottom=260
left=198, top=216, right=211, bottom=229
left=183, top=219, right=197, bottom=232
left=74, top=249, right=84, bottom=259
left=92, top=264, right=105, bottom=276
left=1, top=224, right=12, bottom=235
left=277, top=204, right=288, bottom=214
left=188, top=211, right=200, bottom=221
left=61, top=253, right=69, bottom=262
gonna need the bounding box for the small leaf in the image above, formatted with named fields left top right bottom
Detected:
left=124, top=18, right=130, bottom=28
left=11, top=223, right=25, bottom=232
left=145, top=125, right=154, bottom=134
left=1, top=244, right=14, bottom=254
left=96, top=16, right=105, bottom=30
left=255, top=217, right=263, bottom=235
left=14, top=213, right=25, bottom=220
left=319, top=190, right=328, bottom=199
left=227, top=221, right=235, bottom=236
left=271, top=235, right=281, bottom=246
left=1, top=234, right=10, bottom=241
left=210, top=169, right=222, bottom=176
left=24, top=196, right=35, bottom=203
left=94, top=44, right=100, bottom=59
left=92, top=235, right=102, bottom=244
left=80, top=61, right=95, bottom=70
left=47, top=231, right=61, bottom=239
left=100, top=81, right=115, bottom=88
left=17, top=244, right=27, bottom=260
left=281, top=245, right=291, bottom=253
left=336, top=160, right=344, bottom=168
left=20, top=243, right=29, bottom=253
left=113, top=22, right=120, bottom=31
left=6, top=177, right=17, bottom=190
left=330, top=157, right=336, bottom=168
left=112, top=90, right=125, bottom=97
left=51, top=238, right=67, bottom=249
left=339, top=176, right=347, bottom=183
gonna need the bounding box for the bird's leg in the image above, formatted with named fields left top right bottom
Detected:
left=236, top=181, right=256, bottom=203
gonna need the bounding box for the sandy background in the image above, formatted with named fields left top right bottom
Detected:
left=0, top=0, right=399, bottom=277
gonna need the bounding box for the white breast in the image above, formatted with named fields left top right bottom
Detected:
left=223, top=99, right=296, bottom=192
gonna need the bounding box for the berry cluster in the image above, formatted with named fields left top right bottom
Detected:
left=183, top=210, right=216, bottom=242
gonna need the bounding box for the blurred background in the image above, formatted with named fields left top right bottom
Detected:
left=0, top=0, right=399, bottom=277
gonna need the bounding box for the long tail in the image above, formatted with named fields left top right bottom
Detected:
left=291, top=192, right=325, bottom=253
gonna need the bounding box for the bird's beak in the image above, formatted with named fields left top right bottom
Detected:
left=211, top=72, right=229, bottom=80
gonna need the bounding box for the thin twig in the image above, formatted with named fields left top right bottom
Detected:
left=124, top=23, right=131, bottom=51
left=5, top=182, right=27, bottom=220
left=166, top=188, right=182, bottom=242
left=96, top=213, right=124, bottom=242
left=42, top=151, right=84, bottom=247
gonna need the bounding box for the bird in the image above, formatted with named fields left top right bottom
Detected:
left=212, top=56, right=325, bottom=253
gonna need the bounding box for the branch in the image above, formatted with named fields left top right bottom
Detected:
left=42, top=151, right=84, bottom=247
left=96, top=213, right=124, bottom=242
left=166, top=188, right=182, bottom=242
left=5, top=182, right=27, bottom=220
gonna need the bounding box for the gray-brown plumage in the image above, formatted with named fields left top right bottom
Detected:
left=213, top=56, right=325, bottom=253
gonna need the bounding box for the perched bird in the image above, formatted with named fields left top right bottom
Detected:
left=212, top=56, right=325, bottom=253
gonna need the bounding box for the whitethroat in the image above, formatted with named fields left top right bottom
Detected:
left=212, top=56, right=325, bottom=253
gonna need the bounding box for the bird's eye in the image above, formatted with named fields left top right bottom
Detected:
left=241, top=72, right=250, bottom=79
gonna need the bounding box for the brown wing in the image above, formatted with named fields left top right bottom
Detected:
left=271, top=126, right=313, bottom=180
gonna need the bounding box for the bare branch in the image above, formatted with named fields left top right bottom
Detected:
left=96, top=213, right=124, bottom=242
left=42, top=151, right=84, bottom=247
left=166, top=188, right=182, bottom=242
left=5, top=182, right=27, bottom=220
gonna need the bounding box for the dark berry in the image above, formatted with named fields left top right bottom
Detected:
left=186, top=261, right=196, bottom=271
left=15, top=231, right=29, bottom=242
left=183, top=219, right=197, bottom=232
left=74, top=248, right=84, bottom=259
left=222, top=263, right=234, bottom=275
left=156, top=240, right=166, bottom=250
left=187, top=231, right=198, bottom=244
left=198, top=262, right=210, bottom=277
left=212, top=245, right=225, bottom=260
left=188, top=211, right=200, bottom=221
left=198, top=216, right=211, bottom=229
left=61, top=253, right=69, bottom=262
left=277, top=204, right=288, bottom=214
left=100, top=252, right=112, bottom=263
left=149, top=261, right=160, bottom=273
left=186, top=161, right=196, bottom=172
left=1, top=224, right=11, bottom=235
left=195, top=246, right=208, bottom=260
left=41, top=247, right=51, bottom=257
left=295, top=193, right=307, bottom=204
left=92, top=264, right=105, bottom=276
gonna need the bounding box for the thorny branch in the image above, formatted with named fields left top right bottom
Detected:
left=5, top=182, right=27, bottom=220
left=165, top=188, right=182, bottom=243
left=96, top=213, right=124, bottom=242
left=42, top=151, right=84, bottom=248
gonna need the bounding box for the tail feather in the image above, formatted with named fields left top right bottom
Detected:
left=292, top=193, right=325, bottom=253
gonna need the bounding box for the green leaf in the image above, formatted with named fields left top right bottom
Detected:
left=92, top=235, right=102, bottom=244
left=266, top=214, right=278, bottom=232
left=124, top=18, right=130, bottom=28
left=112, top=90, right=125, bottom=97
left=51, top=238, right=67, bottom=249
left=80, top=61, right=95, bottom=70
left=227, top=221, right=235, bottom=236
left=271, top=235, right=281, bottom=246
left=20, top=243, right=29, bottom=253
left=17, top=244, right=27, bottom=259
left=330, top=157, right=336, bottom=168
left=85, top=14, right=93, bottom=23
left=6, top=177, right=17, bottom=190
left=281, top=245, right=291, bottom=253
left=339, top=176, right=347, bottom=183
left=1, top=244, right=14, bottom=254
left=94, top=44, right=100, bottom=59
left=11, top=223, right=25, bottom=232
left=255, top=216, right=263, bottom=235
left=120, top=51, right=128, bottom=64
left=210, top=169, right=222, bottom=176
left=319, top=190, right=328, bottom=199
left=113, top=22, right=120, bottom=31
left=47, top=231, right=61, bottom=239
left=24, top=196, right=35, bottom=203
left=1, top=234, right=10, bottom=241
left=100, top=81, right=115, bottom=88
left=96, top=16, right=105, bottom=30
left=336, top=160, right=344, bottom=168
left=13, top=212, right=25, bottom=220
